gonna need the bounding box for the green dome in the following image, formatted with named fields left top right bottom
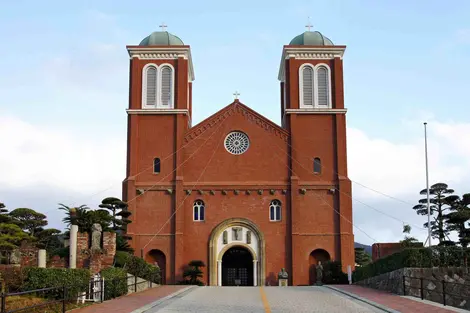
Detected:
left=289, top=31, right=333, bottom=46
left=139, top=31, right=184, bottom=46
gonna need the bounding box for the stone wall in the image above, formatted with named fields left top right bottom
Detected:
left=356, top=267, right=470, bottom=310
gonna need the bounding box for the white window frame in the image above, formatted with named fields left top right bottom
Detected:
left=315, top=64, right=332, bottom=108
left=142, top=63, right=158, bottom=109
left=157, top=63, right=175, bottom=109
left=298, top=63, right=332, bottom=109
left=299, top=64, right=315, bottom=109
left=269, top=200, right=282, bottom=222
left=193, top=200, right=205, bottom=222
left=141, top=63, right=175, bottom=109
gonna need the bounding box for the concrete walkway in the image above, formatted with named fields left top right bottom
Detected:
left=70, top=285, right=191, bottom=313
left=330, top=285, right=462, bottom=313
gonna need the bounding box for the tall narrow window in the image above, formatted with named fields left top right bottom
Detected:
left=269, top=200, right=282, bottom=221
left=153, top=158, right=161, bottom=174
left=193, top=200, right=205, bottom=221
left=313, top=157, right=321, bottom=174
left=145, top=66, right=157, bottom=107
left=317, top=66, right=329, bottom=107
left=302, top=66, right=314, bottom=107
left=160, top=66, right=172, bottom=107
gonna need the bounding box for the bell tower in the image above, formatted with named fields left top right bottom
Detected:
left=279, top=26, right=354, bottom=284
left=123, top=26, right=195, bottom=283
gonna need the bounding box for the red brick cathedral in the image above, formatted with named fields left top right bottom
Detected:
left=123, top=26, right=354, bottom=286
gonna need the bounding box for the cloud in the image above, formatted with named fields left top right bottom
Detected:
left=1, top=112, right=469, bottom=243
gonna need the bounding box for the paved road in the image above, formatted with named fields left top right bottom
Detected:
left=147, top=286, right=387, bottom=313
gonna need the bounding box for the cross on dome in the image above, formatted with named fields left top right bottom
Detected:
left=159, top=23, right=167, bottom=31
left=233, top=91, right=240, bottom=100
left=305, top=17, right=313, bottom=31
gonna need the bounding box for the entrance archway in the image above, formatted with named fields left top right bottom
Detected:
left=221, top=246, right=253, bottom=286
left=147, top=249, right=166, bottom=284
left=309, top=249, right=331, bottom=285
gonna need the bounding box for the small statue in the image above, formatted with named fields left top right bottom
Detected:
left=232, top=227, right=242, bottom=241
left=223, top=231, right=228, bottom=244
left=278, top=268, right=288, bottom=279
left=246, top=231, right=251, bottom=244
left=91, top=223, right=102, bottom=251
left=316, top=261, right=323, bottom=285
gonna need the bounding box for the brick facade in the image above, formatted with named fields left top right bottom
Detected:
left=124, top=38, right=354, bottom=285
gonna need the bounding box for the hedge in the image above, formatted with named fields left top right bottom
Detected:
left=100, top=267, right=128, bottom=300
left=22, top=268, right=90, bottom=299
left=114, top=252, right=161, bottom=283
left=353, top=246, right=470, bottom=282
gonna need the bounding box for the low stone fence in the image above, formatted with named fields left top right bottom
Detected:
left=126, top=273, right=157, bottom=294
left=355, top=267, right=470, bottom=310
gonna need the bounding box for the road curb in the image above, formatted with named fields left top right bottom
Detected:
left=323, top=286, right=400, bottom=313
left=130, top=285, right=197, bottom=313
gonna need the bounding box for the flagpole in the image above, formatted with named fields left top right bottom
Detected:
left=424, top=122, right=431, bottom=247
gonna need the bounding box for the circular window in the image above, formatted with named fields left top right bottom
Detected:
left=224, top=131, right=250, bottom=155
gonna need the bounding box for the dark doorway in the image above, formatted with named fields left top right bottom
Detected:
left=222, top=246, right=253, bottom=286
left=309, top=249, right=331, bottom=285
left=147, top=249, right=166, bottom=284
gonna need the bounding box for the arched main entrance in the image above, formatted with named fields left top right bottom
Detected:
left=222, top=246, right=254, bottom=286
left=309, top=249, right=331, bottom=285
left=209, top=218, right=265, bottom=286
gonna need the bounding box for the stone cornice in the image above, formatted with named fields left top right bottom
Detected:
left=126, top=109, right=189, bottom=115
left=184, top=102, right=290, bottom=144
left=126, top=46, right=195, bottom=81
left=278, top=46, right=346, bottom=81
left=284, top=108, right=347, bottom=115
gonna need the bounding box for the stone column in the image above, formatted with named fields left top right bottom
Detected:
left=217, top=260, right=222, bottom=286
left=38, top=249, right=46, bottom=268
left=69, top=224, right=79, bottom=269
left=253, top=260, right=258, bottom=286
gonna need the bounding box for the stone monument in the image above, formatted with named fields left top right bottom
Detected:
left=316, top=261, right=323, bottom=285
left=91, top=223, right=102, bottom=252
left=278, top=268, right=288, bottom=286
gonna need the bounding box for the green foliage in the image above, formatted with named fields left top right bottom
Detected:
left=354, top=248, right=371, bottom=266
left=35, top=228, right=62, bottom=250
left=114, top=252, right=161, bottom=283
left=99, top=197, right=131, bottom=232
left=9, top=208, right=47, bottom=236
left=181, top=260, right=205, bottom=285
left=100, top=267, right=128, bottom=300
left=400, top=224, right=419, bottom=248
left=353, top=246, right=470, bottom=282
left=116, top=233, right=134, bottom=253
left=445, top=193, right=470, bottom=248
left=322, top=261, right=349, bottom=284
left=22, top=268, right=90, bottom=299
left=412, top=182, right=455, bottom=244
left=0, top=266, right=25, bottom=292
left=59, top=204, right=113, bottom=232
left=0, top=223, right=30, bottom=250
left=0, top=202, right=12, bottom=223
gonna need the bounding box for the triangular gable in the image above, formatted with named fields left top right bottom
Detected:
left=184, top=101, right=290, bottom=143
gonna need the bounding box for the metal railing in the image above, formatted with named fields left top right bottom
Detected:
left=0, top=274, right=159, bottom=313
left=403, top=275, right=470, bottom=307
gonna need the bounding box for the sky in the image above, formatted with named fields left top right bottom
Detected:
left=1, top=0, right=470, bottom=246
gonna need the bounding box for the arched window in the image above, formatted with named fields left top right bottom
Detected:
left=160, top=66, right=173, bottom=107
left=144, top=66, right=157, bottom=107
left=316, top=66, right=329, bottom=107
left=193, top=200, right=205, bottom=221
left=153, top=158, right=161, bottom=174
left=269, top=200, right=281, bottom=221
left=313, top=157, right=321, bottom=174
left=301, top=66, right=314, bottom=107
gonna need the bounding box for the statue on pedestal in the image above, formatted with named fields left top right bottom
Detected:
left=316, top=261, right=323, bottom=285
left=278, top=268, right=288, bottom=286
left=91, top=223, right=102, bottom=252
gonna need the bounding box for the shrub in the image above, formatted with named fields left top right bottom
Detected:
left=101, top=267, right=127, bottom=300
left=0, top=266, right=25, bottom=292
left=322, top=261, right=349, bottom=285
left=22, top=268, right=90, bottom=299
left=114, top=252, right=161, bottom=284
left=180, top=260, right=205, bottom=285
left=353, top=246, right=470, bottom=282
